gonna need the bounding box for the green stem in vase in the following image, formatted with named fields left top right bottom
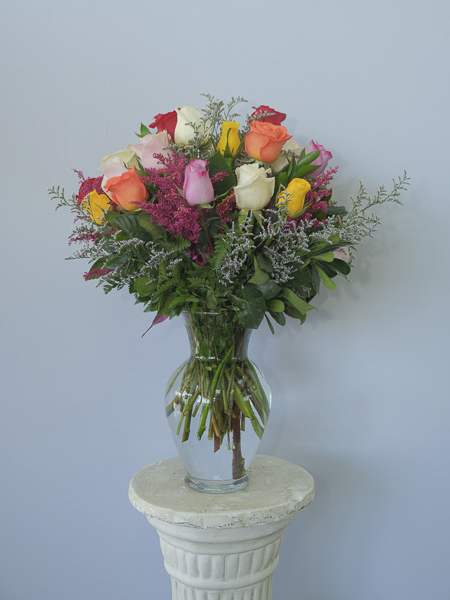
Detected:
left=166, top=360, right=189, bottom=397
left=182, top=384, right=200, bottom=415
left=232, top=404, right=245, bottom=479
left=209, top=345, right=233, bottom=399
left=182, top=409, right=192, bottom=443
left=197, top=403, right=209, bottom=440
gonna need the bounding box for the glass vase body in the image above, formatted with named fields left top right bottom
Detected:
left=165, top=312, right=271, bottom=494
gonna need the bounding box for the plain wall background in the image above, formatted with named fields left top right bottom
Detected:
left=1, top=0, right=449, bottom=598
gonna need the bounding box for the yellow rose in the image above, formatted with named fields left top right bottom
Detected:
left=217, top=121, right=240, bottom=156
left=277, top=178, right=311, bottom=215
left=82, top=190, right=110, bottom=224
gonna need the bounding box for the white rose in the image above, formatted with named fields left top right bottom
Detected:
left=174, top=106, right=203, bottom=146
left=100, top=148, right=139, bottom=169
left=128, top=131, right=173, bottom=170
left=234, top=163, right=275, bottom=211
left=270, top=139, right=305, bottom=174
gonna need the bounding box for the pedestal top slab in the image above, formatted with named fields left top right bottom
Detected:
left=129, top=455, right=314, bottom=529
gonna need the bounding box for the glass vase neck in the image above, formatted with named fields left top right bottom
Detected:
left=181, top=312, right=251, bottom=360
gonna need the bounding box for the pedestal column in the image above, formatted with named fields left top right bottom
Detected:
left=129, top=455, right=314, bottom=600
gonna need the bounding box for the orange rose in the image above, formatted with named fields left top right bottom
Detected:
left=104, top=166, right=148, bottom=211
left=245, top=121, right=292, bottom=163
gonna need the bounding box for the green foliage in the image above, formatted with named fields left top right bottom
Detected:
left=234, top=286, right=267, bottom=329
left=137, top=212, right=166, bottom=239
left=207, top=151, right=236, bottom=196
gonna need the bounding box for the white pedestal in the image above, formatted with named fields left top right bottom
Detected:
left=129, top=455, right=314, bottom=600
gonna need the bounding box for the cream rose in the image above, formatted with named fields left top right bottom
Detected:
left=234, top=164, right=275, bottom=211
left=270, top=139, right=305, bottom=174
left=100, top=148, right=139, bottom=169
left=174, top=106, right=203, bottom=146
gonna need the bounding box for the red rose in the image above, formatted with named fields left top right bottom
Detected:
left=251, top=105, right=286, bottom=126
left=149, top=110, right=178, bottom=141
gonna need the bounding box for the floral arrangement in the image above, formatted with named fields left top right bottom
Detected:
left=49, top=95, right=408, bottom=331
left=49, top=96, right=408, bottom=472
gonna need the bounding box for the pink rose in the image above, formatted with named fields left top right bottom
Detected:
left=183, top=159, right=214, bottom=206
left=307, top=140, right=333, bottom=177
left=128, top=131, right=173, bottom=170
left=333, top=247, right=350, bottom=262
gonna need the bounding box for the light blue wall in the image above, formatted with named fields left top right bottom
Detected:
left=1, top=0, right=449, bottom=598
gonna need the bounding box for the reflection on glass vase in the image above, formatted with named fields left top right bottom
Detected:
left=165, top=312, right=272, bottom=494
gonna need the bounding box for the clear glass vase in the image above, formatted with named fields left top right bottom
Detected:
left=165, top=312, right=272, bottom=494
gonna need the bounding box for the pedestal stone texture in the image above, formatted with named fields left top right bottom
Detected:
left=129, top=455, right=314, bottom=600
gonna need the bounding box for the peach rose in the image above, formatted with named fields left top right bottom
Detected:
left=103, top=166, right=148, bottom=211
left=245, top=121, right=292, bottom=163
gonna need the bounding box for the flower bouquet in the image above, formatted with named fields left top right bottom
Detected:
left=50, top=95, right=408, bottom=492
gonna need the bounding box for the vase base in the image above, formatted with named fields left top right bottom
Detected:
left=184, top=474, right=249, bottom=494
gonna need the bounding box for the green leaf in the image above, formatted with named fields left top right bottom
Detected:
left=106, top=212, right=152, bottom=241
left=248, top=257, right=270, bottom=285
left=297, top=147, right=306, bottom=161
left=292, top=164, right=321, bottom=179
left=296, top=150, right=320, bottom=167
left=265, top=314, right=275, bottom=335
left=137, top=212, right=166, bottom=239
left=207, top=151, right=236, bottom=196
left=214, top=239, right=231, bottom=268
left=255, top=252, right=273, bottom=274
left=140, top=123, right=151, bottom=137
left=268, top=299, right=285, bottom=312
left=282, top=288, right=316, bottom=314
left=274, top=171, right=288, bottom=197
left=316, top=242, right=352, bottom=253
left=332, top=258, right=351, bottom=275
left=315, top=265, right=337, bottom=290
left=327, top=205, right=348, bottom=216
left=312, top=251, right=334, bottom=262
left=286, top=306, right=307, bottom=324
left=290, top=266, right=314, bottom=288
left=235, top=286, right=267, bottom=329
left=286, top=156, right=297, bottom=180
left=105, top=255, right=127, bottom=269
left=232, top=135, right=246, bottom=160
left=90, top=257, right=107, bottom=271
left=134, top=277, right=157, bottom=297
left=255, top=279, right=281, bottom=299
left=314, top=260, right=338, bottom=278
left=269, top=310, right=286, bottom=326
left=311, top=266, right=321, bottom=292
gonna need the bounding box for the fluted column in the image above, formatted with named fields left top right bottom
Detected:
left=129, top=455, right=314, bottom=600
